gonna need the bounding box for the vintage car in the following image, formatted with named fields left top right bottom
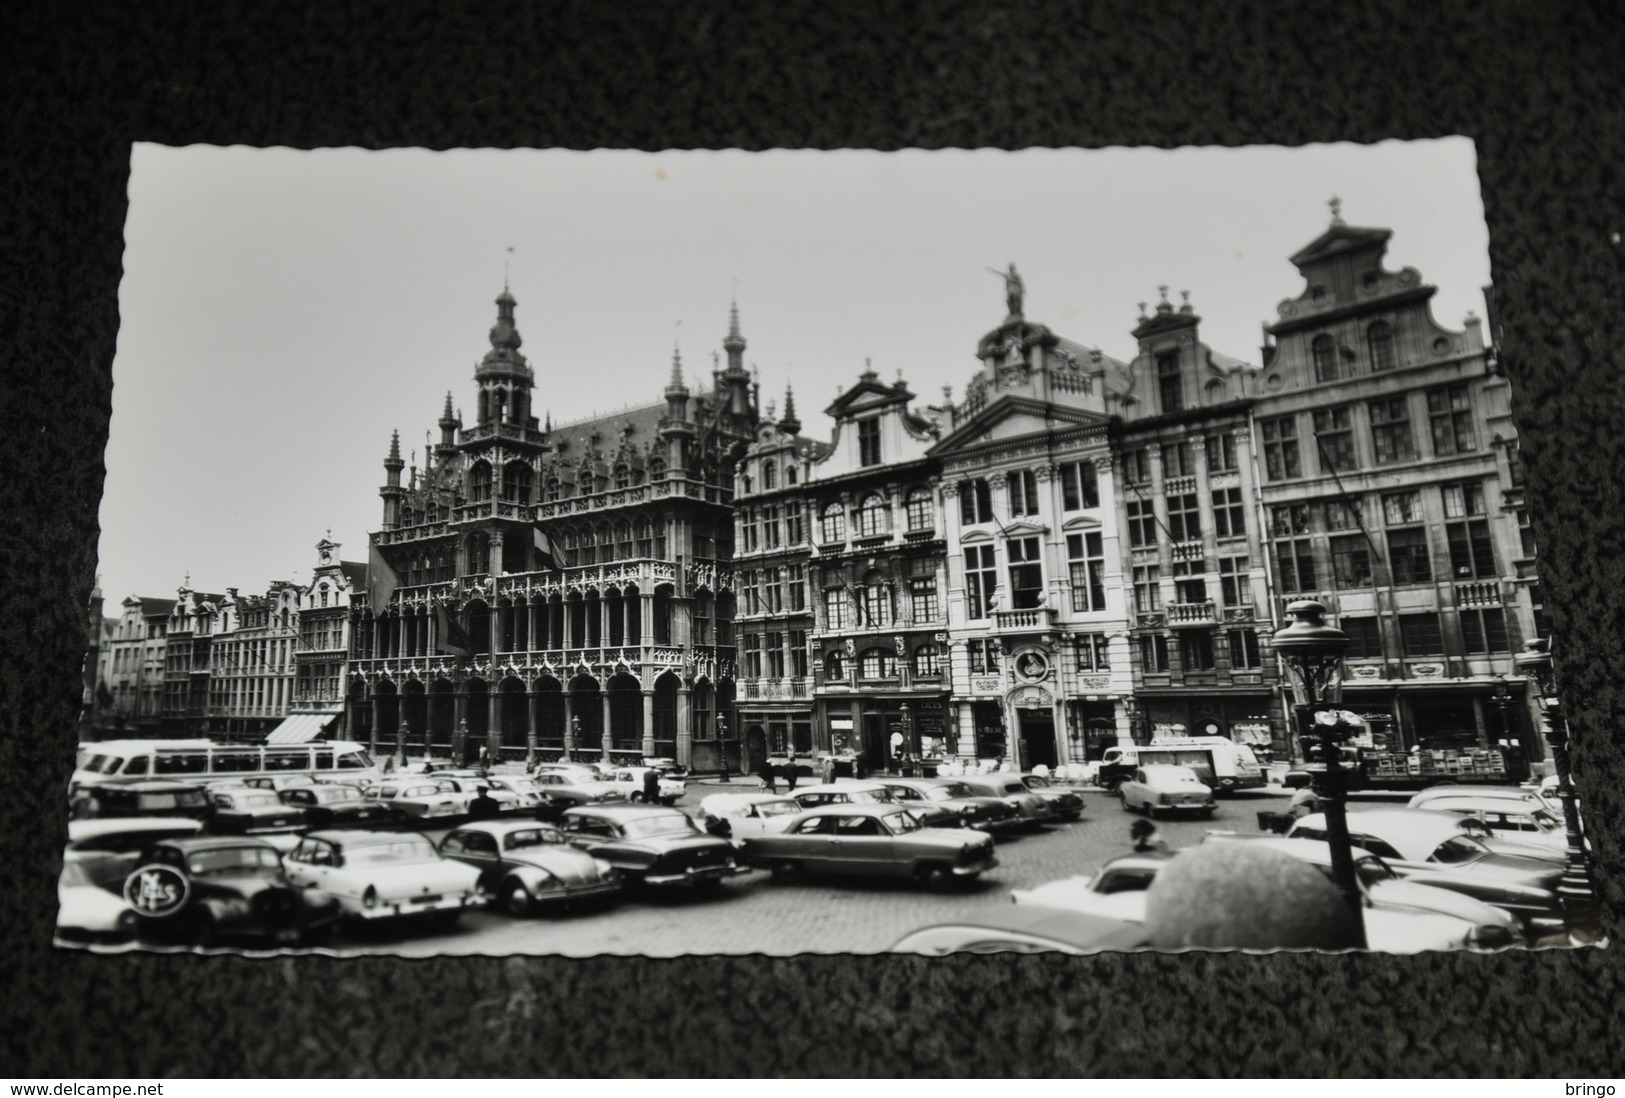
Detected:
left=1287, top=809, right=1567, bottom=932
left=558, top=805, right=745, bottom=890
left=1010, top=851, right=1176, bottom=922
left=952, top=774, right=1055, bottom=828
left=529, top=769, right=628, bottom=818
left=1119, top=765, right=1217, bottom=819
left=368, top=777, right=475, bottom=820
left=1015, top=773, right=1086, bottom=821
left=55, top=856, right=138, bottom=943
left=121, top=836, right=344, bottom=948
left=695, top=793, right=805, bottom=840
left=278, top=783, right=400, bottom=827
left=608, top=766, right=687, bottom=806
left=871, top=777, right=1024, bottom=833
left=242, top=774, right=319, bottom=793
left=84, top=779, right=213, bottom=822
left=438, top=820, right=624, bottom=915
left=740, top=803, right=999, bottom=888
left=481, top=776, right=548, bottom=811
left=431, top=775, right=524, bottom=816
left=1406, top=793, right=1570, bottom=854
left=205, top=785, right=307, bottom=836
left=65, top=817, right=207, bottom=892
left=891, top=905, right=1150, bottom=955
left=282, top=829, right=485, bottom=927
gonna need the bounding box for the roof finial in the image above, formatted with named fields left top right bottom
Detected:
left=386, top=429, right=402, bottom=464
left=1329, top=195, right=1344, bottom=225
left=504, top=245, right=513, bottom=291
left=1179, top=289, right=1193, bottom=315
left=781, top=383, right=801, bottom=434
left=729, top=299, right=741, bottom=340
left=1138, top=300, right=1148, bottom=318
left=1156, top=285, right=1172, bottom=314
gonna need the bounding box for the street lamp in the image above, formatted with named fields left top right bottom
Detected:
left=1513, top=637, right=1597, bottom=935
left=566, top=714, right=579, bottom=762
left=1272, top=599, right=1365, bottom=946
left=900, top=703, right=915, bottom=775
left=717, top=715, right=731, bottom=783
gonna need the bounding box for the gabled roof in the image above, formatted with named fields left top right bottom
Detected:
left=138, top=597, right=176, bottom=618
left=824, top=377, right=911, bottom=418
left=1288, top=222, right=1393, bottom=269
left=930, top=395, right=1110, bottom=459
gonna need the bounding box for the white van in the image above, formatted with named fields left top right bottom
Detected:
left=1101, top=737, right=1265, bottom=794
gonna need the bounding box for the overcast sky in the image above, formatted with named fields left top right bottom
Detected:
left=98, top=139, right=1490, bottom=605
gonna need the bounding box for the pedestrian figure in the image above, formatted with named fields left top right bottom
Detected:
left=642, top=767, right=661, bottom=805
left=1289, top=785, right=1322, bottom=819
left=820, top=755, right=835, bottom=785
left=478, top=745, right=492, bottom=771
left=785, top=763, right=799, bottom=793
left=758, top=758, right=777, bottom=794
left=471, top=784, right=499, bottom=818
left=382, top=755, right=396, bottom=775
left=1130, top=818, right=1172, bottom=854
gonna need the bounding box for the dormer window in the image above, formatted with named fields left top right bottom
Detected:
left=1367, top=320, right=1395, bottom=371
left=858, top=419, right=881, bottom=467
left=762, top=461, right=777, bottom=490
left=1157, top=353, right=1182, bottom=413
left=1312, top=334, right=1338, bottom=383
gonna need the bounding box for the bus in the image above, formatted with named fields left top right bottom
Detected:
left=71, top=739, right=380, bottom=791
left=1096, top=736, right=1267, bottom=794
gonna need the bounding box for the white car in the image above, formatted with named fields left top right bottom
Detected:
left=1119, top=765, right=1216, bottom=818
left=64, top=817, right=207, bottom=893
left=283, top=830, right=484, bottom=927
left=1408, top=794, right=1570, bottom=854
left=369, top=778, right=474, bottom=819
left=482, top=776, right=547, bottom=811
left=696, top=793, right=805, bottom=840
left=55, top=855, right=138, bottom=943
left=609, top=766, right=686, bottom=805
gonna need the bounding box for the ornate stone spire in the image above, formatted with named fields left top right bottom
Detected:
left=666, top=344, right=689, bottom=395
left=779, top=384, right=801, bottom=435
left=724, top=299, right=745, bottom=353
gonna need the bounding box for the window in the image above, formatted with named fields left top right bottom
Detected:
left=1387, top=528, right=1431, bottom=585
left=860, top=572, right=891, bottom=628
left=1461, top=608, right=1510, bottom=655
left=1132, top=564, right=1161, bottom=613
left=858, top=419, right=881, bottom=466
left=1261, top=416, right=1301, bottom=480
left=1205, top=433, right=1238, bottom=473
left=1139, top=634, right=1169, bottom=672
left=1060, top=461, right=1099, bottom=510
left=1067, top=532, right=1106, bottom=612
left=765, top=631, right=785, bottom=677
left=820, top=503, right=846, bottom=544
left=1343, top=617, right=1382, bottom=659
left=1006, top=536, right=1043, bottom=609
left=784, top=501, right=804, bottom=545
left=823, top=588, right=850, bottom=631
left=959, top=479, right=993, bottom=524
left=1274, top=533, right=1316, bottom=594
left=788, top=563, right=807, bottom=611
left=790, top=630, right=808, bottom=677
left=1126, top=499, right=1158, bottom=548
left=964, top=545, right=998, bottom=618
left=1180, top=631, right=1215, bottom=672
left=1444, top=482, right=1494, bottom=578
left=1121, top=449, right=1151, bottom=485
left=825, top=651, right=846, bottom=680
left=1367, top=321, right=1395, bottom=371
left=1064, top=634, right=1107, bottom=673
left=905, top=488, right=932, bottom=531
left=470, top=462, right=493, bottom=503
left=743, top=633, right=762, bottom=677
left=1157, top=352, right=1183, bottom=412
left=1161, top=441, right=1196, bottom=479
left=1270, top=503, right=1313, bottom=537
left=763, top=505, right=781, bottom=549
left=1167, top=493, right=1201, bottom=542
left=1428, top=385, right=1477, bottom=456
left=762, top=461, right=776, bottom=490
left=1314, top=406, right=1357, bottom=472
left=1228, top=630, right=1262, bottom=669
left=968, top=638, right=1001, bottom=674
left=1218, top=556, right=1251, bottom=608
left=741, top=570, right=761, bottom=614
left=741, top=509, right=759, bottom=552
left=1324, top=498, right=1363, bottom=532
left=1311, top=334, right=1339, bottom=383
left=909, top=576, right=939, bottom=622
left=1507, top=443, right=1525, bottom=489
left=764, top=567, right=784, bottom=612
left=1169, top=559, right=1204, bottom=604
left=1007, top=470, right=1039, bottom=517
left=858, top=647, right=896, bottom=679
left=1330, top=534, right=1373, bottom=589
left=1382, top=491, right=1421, bottom=525
left=912, top=645, right=941, bottom=677
left=1211, top=487, right=1246, bottom=539
left=1516, top=508, right=1536, bottom=559
left=636, top=518, right=652, bottom=557
left=1398, top=613, right=1443, bottom=656
left=856, top=494, right=888, bottom=538
left=1369, top=396, right=1416, bottom=464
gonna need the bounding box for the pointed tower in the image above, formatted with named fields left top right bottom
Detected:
left=660, top=344, right=696, bottom=474
left=721, top=300, right=752, bottom=418
left=381, top=430, right=405, bottom=530
left=438, top=391, right=458, bottom=452
left=474, top=288, right=535, bottom=428
left=779, top=383, right=802, bottom=435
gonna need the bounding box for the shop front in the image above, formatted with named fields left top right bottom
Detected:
left=818, top=692, right=950, bottom=776
left=737, top=704, right=814, bottom=775
left=1137, top=691, right=1280, bottom=755
left=1065, top=698, right=1121, bottom=762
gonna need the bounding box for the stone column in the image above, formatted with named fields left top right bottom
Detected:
left=641, top=688, right=656, bottom=758
left=601, top=692, right=614, bottom=762
left=676, top=685, right=693, bottom=767
left=368, top=687, right=382, bottom=756
left=525, top=682, right=538, bottom=766
left=488, top=687, right=502, bottom=763
left=562, top=700, right=576, bottom=761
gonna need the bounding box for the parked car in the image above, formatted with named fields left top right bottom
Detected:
left=282, top=829, right=485, bottom=928
left=121, top=836, right=344, bottom=948
left=55, top=856, right=138, bottom=943
left=608, top=766, right=687, bottom=806
left=953, top=774, right=1055, bottom=828
left=1009, top=851, right=1175, bottom=922
left=481, top=776, right=548, bottom=812
left=432, top=775, right=524, bottom=816
left=1119, top=765, right=1217, bottom=819
left=891, top=905, right=1150, bottom=955
left=1016, top=773, right=1086, bottom=821
left=64, top=817, right=207, bottom=893
left=278, top=783, right=400, bottom=828
left=1407, top=794, right=1570, bottom=854
left=1093, top=745, right=1141, bottom=792
left=558, top=805, right=745, bottom=890
left=83, top=780, right=213, bottom=822
left=369, top=777, right=474, bottom=820
left=437, top=820, right=624, bottom=915
left=872, top=777, right=1024, bottom=833
left=205, top=786, right=307, bottom=836
left=1287, top=809, right=1567, bottom=932
left=696, top=793, right=805, bottom=840
left=740, top=803, right=999, bottom=888
left=242, top=774, right=319, bottom=794
left=529, top=769, right=627, bottom=818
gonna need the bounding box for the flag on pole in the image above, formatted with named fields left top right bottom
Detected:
left=533, top=526, right=559, bottom=571
left=367, top=542, right=398, bottom=615
left=435, top=604, right=475, bottom=658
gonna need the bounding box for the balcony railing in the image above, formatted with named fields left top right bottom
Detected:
left=741, top=678, right=811, bottom=700
left=993, top=607, right=1057, bottom=632
left=1168, top=599, right=1217, bottom=624
left=1165, top=475, right=1198, bottom=495
left=1456, top=581, right=1503, bottom=607
left=1170, top=540, right=1205, bottom=562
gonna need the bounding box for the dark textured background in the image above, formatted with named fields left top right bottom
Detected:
left=4, top=0, right=1624, bottom=1078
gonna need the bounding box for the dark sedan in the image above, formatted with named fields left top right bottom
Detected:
left=206, top=787, right=306, bottom=836
left=741, top=804, right=998, bottom=888
left=558, top=805, right=746, bottom=890
left=86, top=779, right=213, bottom=822
left=872, top=777, right=1025, bottom=834
left=953, top=774, right=1055, bottom=828
left=278, top=784, right=401, bottom=828
left=1017, top=774, right=1086, bottom=821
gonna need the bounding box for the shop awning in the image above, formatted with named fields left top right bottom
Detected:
left=264, top=713, right=338, bottom=745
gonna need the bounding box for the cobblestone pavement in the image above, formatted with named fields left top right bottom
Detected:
left=354, top=785, right=1303, bottom=957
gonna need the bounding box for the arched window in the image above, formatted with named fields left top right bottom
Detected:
left=820, top=502, right=846, bottom=544
left=545, top=476, right=562, bottom=502
left=786, top=466, right=798, bottom=485
left=858, top=647, right=897, bottom=679
left=560, top=529, right=578, bottom=567
left=905, top=487, right=933, bottom=531
left=649, top=455, right=666, bottom=480
left=1367, top=320, right=1395, bottom=371
left=762, top=461, right=777, bottom=490
left=1311, top=334, right=1337, bottom=383
left=469, top=461, right=493, bottom=503
left=861, top=569, right=892, bottom=628
left=614, top=464, right=631, bottom=489
left=856, top=494, right=888, bottom=537
left=912, top=644, right=940, bottom=676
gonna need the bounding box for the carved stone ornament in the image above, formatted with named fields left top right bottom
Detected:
left=1409, top=662, right=1445, bottom=678
left=1349, top=665, right=1384, bottom=680
left=1079, top=674, right=1112, bottom=691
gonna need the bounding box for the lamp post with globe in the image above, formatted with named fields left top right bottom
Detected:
left=1512, top=637, right=1597, bottom=935
left=1272, top=599, right=1365, bottom=946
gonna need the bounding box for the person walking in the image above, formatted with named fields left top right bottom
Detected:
left=758, top=757, right=777, bottom=794
left=642, top=766, right=661, bottom=805
left=1289, top=785, right=1322, bottom=819
left=785, top=761, right=799, bottom=793
left=1130, top=818, right=1172, bottom=854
